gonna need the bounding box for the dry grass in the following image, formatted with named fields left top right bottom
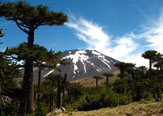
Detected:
left=54, top=101, right=163, bottom=116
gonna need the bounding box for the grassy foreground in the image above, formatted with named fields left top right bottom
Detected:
left=52, top=100, right=163, bottom=116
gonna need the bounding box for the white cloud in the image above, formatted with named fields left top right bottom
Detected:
left=66, top=11, right=163, bottom=68
left=122, top=11, right=163, bottom=67
left=120, top=53, right=149, bottom=68
left=66, top=16, right=137, bottom=58
left=141, top=12, right=163, bottom=53
left=66, top=17, right=111, bottom=51
left=110, top=33, right=138, bottom=59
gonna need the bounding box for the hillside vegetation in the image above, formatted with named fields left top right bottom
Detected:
left=72, top=71, right=120, bottom=87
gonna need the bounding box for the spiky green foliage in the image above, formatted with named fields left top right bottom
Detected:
left=40, top=74, right=58, bottom=111
left=113, top=78, right=151, bottom=101
left=0, top=1, right=68, bottom=33
left=65, top=82, right=84, bottom=105
left=115, top=62, right=135, bottom=79
left=142, top=50, right=158, bottom=79
left=46, top=50, right=69, bottom=71
left=0, top=1, right=68, bottom=113
left=10, top=42, right=48, bottom=62
left=139, top=66, right=146, bottom=80
left=0, top=49, right=21, bottom=115
left=0, top=49, right=21, bottom=95
left=142, top=50, right=158, bottom=62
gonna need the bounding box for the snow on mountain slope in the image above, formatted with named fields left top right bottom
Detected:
left=58, top=49, right=118, bottom=81
left=21, top=49, right=119, bottom=83
left=62, top=50, right=89, bottom=74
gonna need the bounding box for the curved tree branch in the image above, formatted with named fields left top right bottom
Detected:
left=15, top=19, right=29, bottom=34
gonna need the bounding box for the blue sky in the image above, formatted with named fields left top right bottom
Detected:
left=0, top=0, right=163, bottom=67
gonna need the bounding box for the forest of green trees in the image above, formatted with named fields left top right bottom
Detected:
left=0, top=1, right=163, bottom=116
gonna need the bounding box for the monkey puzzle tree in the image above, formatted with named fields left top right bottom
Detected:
left=65, top=82, right=84, bottom=104
left=44, top=74, right=59, bottom=111
left=114, top=62, right=125, bottom=79
left=11, top=42, right=68, bottom=112
left=142, top=50, right=158, bottom=79
left=11, top=42, right=49, bottom=104
left=153, top=56, right=163, bottom=81
left=126, top=63, right=135, bottom=78
left=93, top=76, right=103, bottom=87
left=115, top=62, right=135, bottom=79
left=0, top=1, right=68, bottom=114
left=46, top=50, right=68, bottom=71
left=139, top=66, right=146, bottom=80
left=33, top=46, right=48, bottom=104
left=0, top=37, right=21, bottom=115
left=102, top=72, right=114, bottom=89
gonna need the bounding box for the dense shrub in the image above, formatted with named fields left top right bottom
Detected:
left=113, top=78, right=152, bottom=101
left=130, top=81, right=151, bottom=101
left=64, top=82, right=84, bottom=104
left=73, top=88, right=132, bottom=111
left=34, top=103, right=49, bottom=116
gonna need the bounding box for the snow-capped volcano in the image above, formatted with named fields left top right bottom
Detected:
left=19, top=49, right=119, bottom=83
left=58, top=49, right=118, bottom=81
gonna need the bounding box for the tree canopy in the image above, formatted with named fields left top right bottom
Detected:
left=0, top=1, right=68, bottom=34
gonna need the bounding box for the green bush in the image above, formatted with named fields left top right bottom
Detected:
left=73, top=88, right=132, bottom=111
left=113, top=78, right=152, bottom=101
left=35, top=103, right=49, bottom=116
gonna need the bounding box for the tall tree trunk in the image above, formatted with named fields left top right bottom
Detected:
left=49, top=96, right=53, bottom=111
left=37, top=67, right=42, bottom=104
left=26, top=54, right=34, bottom=114
left=106, top=76, right=109, bottom=89
left=19, top=63, right=27, bottom=116
left=149, top=59, right=152, bottom=79
left=120, top=67, right=122, bottom=79
left=19, top=28, right=35, bottom=115
left=120, top=67, right=124, bottom=79
left=57, top=75, right=61, bottom=109
left=141, top=68, right=144, bottom=80
left=96, top=79, right=98, bottom=87
left=49, top=75, right=55, bottom=111
left=157, top=68, right=160, bottom=81
left=62, top=73, right=67, bottom=96
left=26, top=29, right=34, bottom=113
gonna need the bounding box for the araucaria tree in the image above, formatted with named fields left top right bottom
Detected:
left=114, top=62, right=126, bottom=79
left=142, top=50, right=158, bottom=79
left=93, top=76, right=103, bottom=87
left=11, top=43, right=49, bottom=104
left=102, top=72, right=114, bottom=89
left=0, top=30, right=21, bottom=115
left=0, top=1, right=68, bottom=114
left=114, top=62, right=135, bottom=79
left=139, top=66, right=146, bottom=80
